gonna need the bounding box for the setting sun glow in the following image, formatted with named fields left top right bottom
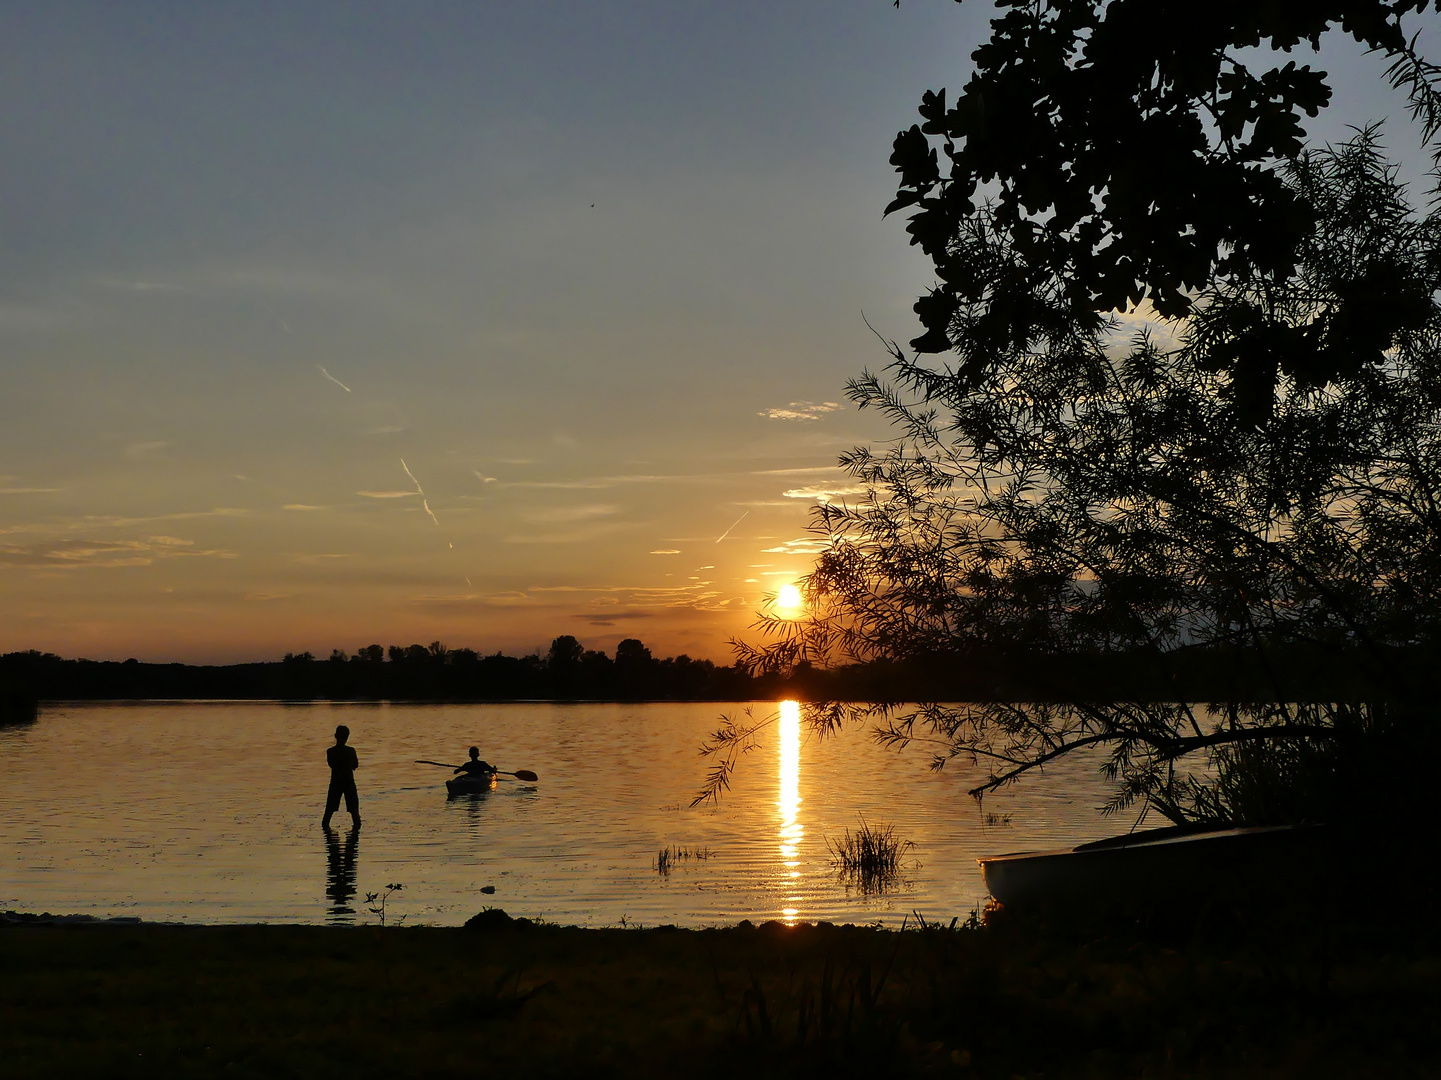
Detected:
left=775, top=582, right=804, bottom=615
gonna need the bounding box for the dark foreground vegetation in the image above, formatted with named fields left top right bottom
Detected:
left=3, top=907, right=1438, bottom=1079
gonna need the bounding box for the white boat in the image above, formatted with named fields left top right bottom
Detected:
left=979, top=824, right=1322, bottom=910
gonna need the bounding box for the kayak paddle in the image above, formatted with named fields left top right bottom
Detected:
left=415, top=759, right=538, bottom=782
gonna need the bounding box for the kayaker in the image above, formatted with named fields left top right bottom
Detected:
left=454, top=746, right=496, bottom=778
left=321, top=724, right=362, bottom=830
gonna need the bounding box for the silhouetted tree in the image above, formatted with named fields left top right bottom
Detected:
left=548, top=635, right=584, bottom=667
left=889, top=0, right=1440, bottom=397
left=612, top=638, right=654, bottom=698
left=708, top=7, right=1441, bottom=829
left=738, top=132, right=1441, bottom=826
left=400, top=644, right=429, bottom=664
left=615, top=639, right=653, bottom=666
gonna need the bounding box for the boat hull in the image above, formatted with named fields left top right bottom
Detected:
left=445, top=774, right=498, bottom=796
left=980, top=825, right=1323, bottom=911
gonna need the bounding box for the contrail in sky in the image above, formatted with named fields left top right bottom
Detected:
left=316, top=364, right=352, bottom=392
left=399, top=460, right=467, bottom=590
left=400, top=458, right=442, bottom=529
left=716, top=511, right=749, bottom=543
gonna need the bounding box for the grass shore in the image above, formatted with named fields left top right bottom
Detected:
left=3, top=908, right=1438, bottom=1078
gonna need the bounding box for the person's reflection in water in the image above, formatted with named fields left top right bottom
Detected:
left=324, top=825, right=360, bottom=923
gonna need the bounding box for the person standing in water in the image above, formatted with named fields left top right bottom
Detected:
left=454, top=746, right=495, bottom=778
left=322, top=724, right=361, bottom=830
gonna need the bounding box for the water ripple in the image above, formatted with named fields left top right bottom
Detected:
left=0, top=701, right=1118, bottom=926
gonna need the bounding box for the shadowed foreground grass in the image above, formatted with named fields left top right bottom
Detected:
left=2, top=910, right=1439, bottom=1078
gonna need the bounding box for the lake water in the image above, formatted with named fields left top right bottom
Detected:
left=0, top=701, right=1121, bottom=927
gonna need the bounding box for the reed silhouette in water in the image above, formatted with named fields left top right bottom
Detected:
left=324, top=824, right=359, bottom=922
left=321, top=724, right=361, bottom=829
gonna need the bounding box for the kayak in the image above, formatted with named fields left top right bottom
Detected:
left=978, top=824, right=1323, bottom=910
left=445, top=773, right=498, bottom=796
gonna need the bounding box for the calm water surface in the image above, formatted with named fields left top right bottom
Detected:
left=0, top=701, right=1120, bottom=927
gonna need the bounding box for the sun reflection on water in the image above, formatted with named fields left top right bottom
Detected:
left=778, top=699, right=802, bottom=922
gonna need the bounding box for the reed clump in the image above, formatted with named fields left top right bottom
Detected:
left=655, top=845, right=715, bottom=875
left=826, top=819, right=914, bottom=894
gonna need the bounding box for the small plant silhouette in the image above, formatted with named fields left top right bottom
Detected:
left=365, top=882, right=405, bottom=926
left=655, top=845, right=715, bottom=875
left=826, top=819, right=914, bottom=895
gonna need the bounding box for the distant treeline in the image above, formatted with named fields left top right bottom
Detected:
left=0, top=636, right=776, bottom=706
left=1, top=633, right=1432, bottom=711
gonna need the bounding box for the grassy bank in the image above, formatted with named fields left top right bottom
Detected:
left=3, top=911, right=1438, bottom=1078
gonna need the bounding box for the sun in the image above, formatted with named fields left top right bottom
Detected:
left=775, top=582, right=804, bottom=616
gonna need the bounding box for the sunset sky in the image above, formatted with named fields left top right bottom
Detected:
left=1, top=2, right=1433, bottom=664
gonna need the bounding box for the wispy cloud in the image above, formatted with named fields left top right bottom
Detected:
left=283, top=503, right=325, bottom=511
left=0, top=487, right=61, bottom=495
left=574, top=611, right=655, bottom=626
left=497, top=473, right=694, bottom=491
left=357, top=490, right=418, bottom=499
left=473, top=468, right=833, bottom=492
left=423, top=577, right=749, bottom=619
left=651, top=549, right=681, bottom=555
left=762, top=537, right=831, bottom=555
left=0, top=536, right=238, bottom=570
left=520, top=504, right=621, bottom=525
left=499, top=479, right=621, bottom=491
left=782, top=484, right=867, bottom=503
left=484, top=591, right=535, bottom=606
left=528, top=581, right=729, bottom=611
left=7, top=508, right=251, bottom=533
left=287, top=552, right=360, bottom=564
left=750, top=465, right=847, bottom=476
left=759, top=401, right=844, bottom=421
